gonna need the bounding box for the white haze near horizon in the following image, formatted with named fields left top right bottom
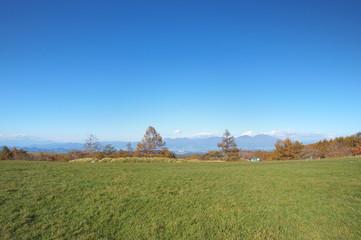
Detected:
left=0, top=129, right=337, bottom=144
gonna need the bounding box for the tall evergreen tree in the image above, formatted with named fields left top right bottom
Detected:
left=217, top=130, right=239, bottom=160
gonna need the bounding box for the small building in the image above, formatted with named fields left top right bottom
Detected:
left=250, top=158, right=261, bottom=162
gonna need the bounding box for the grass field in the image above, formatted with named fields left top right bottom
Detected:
left=1, top=158, right=361, bottom=240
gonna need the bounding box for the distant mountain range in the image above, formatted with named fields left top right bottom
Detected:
left=0, top=134, right=327, bottom=154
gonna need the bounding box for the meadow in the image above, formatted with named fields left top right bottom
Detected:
left=0, top=158, right=360, bottom=240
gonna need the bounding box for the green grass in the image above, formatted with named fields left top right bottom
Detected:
left=1, top=158, right=360, bottom=240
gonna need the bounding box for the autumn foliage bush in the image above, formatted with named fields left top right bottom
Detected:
left=351, top=146, right=361, bottom=156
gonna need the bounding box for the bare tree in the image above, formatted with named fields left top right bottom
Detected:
left=83, top=134, right=101, bottom=154
left=324, top=142, right=351, bottom=158
left=126, top=142, right=134, bottom=152
left=299, top=146, right=322, bottom=159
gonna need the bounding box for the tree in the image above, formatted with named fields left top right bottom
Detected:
left=1, top=146, right=13, bottom=160
left=83, top=134, right=101, bottom=154
left=10, top=147, right=29, bottom=160
left=351, top=146, right=361, bottom=156
left=324, top=142, right=351, bottom=158
left=102, top=144, right=116, bottom=155
left=299, top=146, right=322, bottom=159
left=272, top=138, right=303, bottom=160
left=251, top=150, right=272, bottom=161
left=217, top=129, right=239, bottom=160
left=126, top=142, right=134, bottom=152
left=354, top=132, right=361, bottom=138
left=160, top=147, right=176, bottom=158
left=136, top=126, right=165, bottom=154
left=11, top=147, right=17, bottom=158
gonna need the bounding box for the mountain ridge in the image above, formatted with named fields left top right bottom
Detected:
left=0, top=134, right=324, bottom=153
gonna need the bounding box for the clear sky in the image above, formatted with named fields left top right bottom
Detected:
left=1, top=0, right=360, bottom=141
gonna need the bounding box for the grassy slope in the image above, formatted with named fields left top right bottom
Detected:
left=0, top=158, right=360, bottom=240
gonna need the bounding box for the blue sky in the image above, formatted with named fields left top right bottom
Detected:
left=1, top=0, right=360, bottom=141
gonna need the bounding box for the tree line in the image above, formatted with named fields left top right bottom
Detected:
left=82, top=126, right=176, bottom=159
left=1, top=128, right=361, bottom=161
left=0, top=126, right=175, bottom=161
left=186, top=130, right=361, bottom=161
